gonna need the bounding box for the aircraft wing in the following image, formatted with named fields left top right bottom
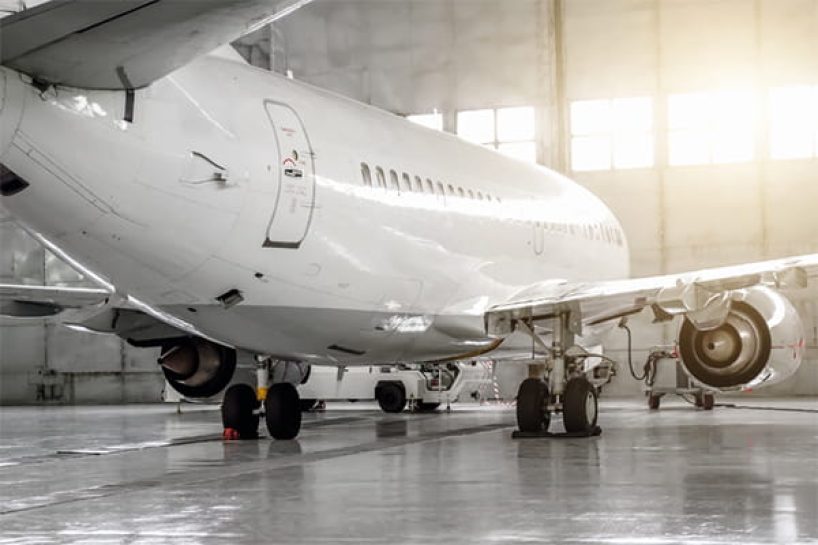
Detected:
left=485, top=253, right=818, bottom=336
left=0, top=0, right=314, bottom=90
left=0, top=283, right=111, bottom=317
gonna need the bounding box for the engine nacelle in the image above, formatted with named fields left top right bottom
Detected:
left=678, top=286, right=804, bottom=391
left=159, top=338, right=236, bottom=398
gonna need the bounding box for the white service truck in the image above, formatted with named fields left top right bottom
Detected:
left=298, top=362, right=493, bottom=412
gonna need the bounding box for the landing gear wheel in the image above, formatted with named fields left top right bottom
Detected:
left=376, top=383, right=407, bottom=413
left=516, top=378, right=550, bottom=433
left=699, top=393, right=715, bottom=411
left=221, top=384, right=259, bottom=439
left=563, top=378, right=598, bottom=434
left=416, top=402, right=441, bottom=412
left=264, top=383, right=302, bottom=440
left=300, top=399, right=318, bottom=412
left=648, top=394, right=661, bottom=410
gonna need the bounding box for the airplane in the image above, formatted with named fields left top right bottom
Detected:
left=0, top=0, right=814, bottom=441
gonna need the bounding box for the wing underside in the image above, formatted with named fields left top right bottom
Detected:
left=1, top=0, right=314, bottom=90
left=0, top=283, right=110, bottom=317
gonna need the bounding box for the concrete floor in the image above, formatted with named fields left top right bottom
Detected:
left=0, top=398, right=817, bottom=544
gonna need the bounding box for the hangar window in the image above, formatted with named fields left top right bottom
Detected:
left=361, top=163, right=372, bottom=186
left=389, top=169, right=400, bottom=192
left=570, top=97, right=654, bottom=171
left=402, top=173, right=412, bottom=192
left=457, top=109, right=495, bottom=145
left=769, top=86, right=818, bottom=160
left=456, top=106, right=537, bottom=163
left=668, top=90, right=756, bottom=166
left=375, top=167, right=386, bottom=189
left=407, top=112, right=443, bottom=131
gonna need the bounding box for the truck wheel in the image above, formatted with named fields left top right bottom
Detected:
left=376, top=382, right=406, bottom=413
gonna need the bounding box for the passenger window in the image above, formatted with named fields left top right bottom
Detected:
left=361, top=163, right=372, bottom=187
left=415, top=176, right=424, bottom=192
left=468, top=189, right=475, bottom=199
left=426, top=179, right=434, bottom=194
left=477, top=192, right=484, bottom=201
left=447, top=184, right=456, bottom=196
left=457, top=187, right=465, bottom=198
left=376, top=167, right=386, bottom=189
left=436, top=182, right=445, bottom=196
left=402, top=173, right=412, bottom=192
left=389, top=170, right=400, bottom=192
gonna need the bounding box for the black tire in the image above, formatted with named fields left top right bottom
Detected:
left=516, top=378, right=550, bottom=433
left=563, top=378, right=598, bottom=434
left=376, top=382, right=407, bottom=413
left=702, top=393, right=715, bottom=411
left=265, top=383, right=302, bottom=440
left=221, top=384, right=259, bottom=439
left=648, top=394, right=661, bottom=410
left=300, top=399, right=318, bottom=412
left=416, top=402, right=441, bottom=412
left=162, top=341, right=236, bottom=399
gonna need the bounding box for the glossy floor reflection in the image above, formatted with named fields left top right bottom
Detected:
left=0, top=398, right=817, bottom=544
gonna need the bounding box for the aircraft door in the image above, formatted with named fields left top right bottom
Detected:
left=264, top=101, right=315, bottom=249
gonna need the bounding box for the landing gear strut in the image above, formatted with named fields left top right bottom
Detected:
left=512, top=309, right=602, bottom=438
left=220, top=357, right=304, bottom=440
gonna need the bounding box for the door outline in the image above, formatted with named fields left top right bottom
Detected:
left=263, top=99, right=316, bottom=250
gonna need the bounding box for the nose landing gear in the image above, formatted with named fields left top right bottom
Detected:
left=512, top=311, right=603, bottom=439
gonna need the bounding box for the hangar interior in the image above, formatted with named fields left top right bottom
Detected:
left=2, top=2, right=818, bottom=543
left=2, top=0, right=817, bottom=402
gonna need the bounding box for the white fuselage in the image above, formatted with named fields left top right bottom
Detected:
left=0, top=54, right=629, bottom=364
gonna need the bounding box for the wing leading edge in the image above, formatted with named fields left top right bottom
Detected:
left=1, top=0, right=314, bottom=90
left=485, top=253, right=818, bottom=337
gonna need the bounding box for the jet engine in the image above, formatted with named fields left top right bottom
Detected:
left=678, top=286, right=804, bottom=391
left=159, top=338, right=236, bottom=398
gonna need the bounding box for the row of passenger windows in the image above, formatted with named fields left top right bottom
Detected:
left=360, top=163, right=501, bottom=203
left=360, top=162, right=624, bottom=247
left=535, top=220, right=624, bottom=247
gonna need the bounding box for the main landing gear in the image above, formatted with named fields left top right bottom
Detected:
left=513, top=310, right=602, bottom=438
left=221, top=358, right=304, bottom=440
